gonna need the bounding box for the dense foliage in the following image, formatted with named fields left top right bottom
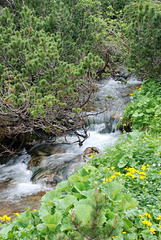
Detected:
left=119, top=78, right=161, bottom=133
left=0, top=81, right=161, bottom=239
left=0, top=5, right=105, bottom=155
left=0, top=0, right=161, bottom=239
left=124, top=0, right=161, bottom=77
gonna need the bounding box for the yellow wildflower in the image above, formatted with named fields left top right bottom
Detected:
left=130, top=93, right=135, bottom=96
left=33, top=209, right=38, bottom=212
left=154, top=114, right=158, bottom=117
left=139, top=214, right=143, bottom=218
left=142, top=220, right=152, bottom=226
left=122, top=231, right=126, bottom=234
left=141, top=165, right=146, bottom=171
left=14, top=213, right=20, bottom=216
left=0, top=216, right=5, bottom=221
left=140, top=176, right=146, bottom=179
left=128, top=168, right=136, bottom=174
left=144, top=212, right=151, bottom=219
left=156, top=215, right=161, bottom=220
left=138, top=171, right=146, bottom=175
left=114, top=172, right=121, bottom=176
left=103, top=181, right=106, bottom=184
left=146, top=164, right=149, bottom=167
left=149, top=227, right=155, bottom=234
left=138, top=88, right=142, bottom=90
left=125, top=172, right=135, bottom=178
left=111, top=175, right=116, bottom=179
left=111, top=167, right=115, bottom=170
left=3, top=215, right=11, bottom=221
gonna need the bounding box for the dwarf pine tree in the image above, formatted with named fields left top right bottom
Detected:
left=0, top=6, right=104, bottom=155
left=124, top=1, right=161, bottom=78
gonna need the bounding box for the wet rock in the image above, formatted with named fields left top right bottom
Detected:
left=30, top=146, right=101, bottom=186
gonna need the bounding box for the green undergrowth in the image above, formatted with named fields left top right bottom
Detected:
left=120, top=78, right=161, bottom=133
left=0, top=79, right=161, bottom=239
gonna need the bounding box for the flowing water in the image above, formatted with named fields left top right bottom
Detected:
left=0, top=76, right=142, bottom=216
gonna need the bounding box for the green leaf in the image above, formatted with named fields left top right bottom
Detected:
left=132, top=112, right=144, bottom=117
left=123, top=218, right=133, bottom=232
left=118, top=157, right=127, bottom=168
left=146, top=108, right=154, bottom=113
left=41, top=190, right=61, bottom=203
left=37, top=223, right=48, bottom=232
left=43, top=212, right=62, bottom=229
left=74, top=203, right=93, bottom=226
left=54, top=195, right=77, bottom=211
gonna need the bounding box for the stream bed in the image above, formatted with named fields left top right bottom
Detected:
left=0, top=76, right=142, bottom=216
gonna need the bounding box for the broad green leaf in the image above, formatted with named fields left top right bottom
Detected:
left=56, top=180, right=69, bottom=190
left=39, top=205, right=52, bottom=219
left=43, top=212, right=62, bottom=229
left=118, top=157, right=127, bottom=168
left=54, top=195, right=77, bottom=211
left=132, top=112, right=144, bottom=118
left=41, top=190, right=61, bottom=203
left=123, top=218, right=133, bottom=232
left=146, top=108, right=154, bottom=113
left=37, top=223, right=48, bottom=232
left=104, top=182, right=124, bottom=200
left=74, top=203, right=93, bottom=226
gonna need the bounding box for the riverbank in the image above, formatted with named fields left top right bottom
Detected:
left=0, top=78, right=160, bottom=239
left=0, top=76, right=141, bottom=218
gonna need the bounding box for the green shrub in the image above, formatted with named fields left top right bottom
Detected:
left=120, top=79, right=161, bottom=133
left=124, top=1, right=161, bottom=77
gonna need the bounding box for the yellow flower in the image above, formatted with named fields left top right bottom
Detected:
left=0, top=216, right=5, bottom=221
left=146, top=164, right=149, bottom=167
left=111, top=175, right=116, bottom=179
left=125, top=172, right=135, bottom=178
left=138, top=171, right=146, bottom=175
left=139, top=214, right=143, bottom=218
left=145, top=212, right=151, bottom=219
left=128, top=167, right=136, bottom=174
left=3, top=215, right=11, bottom=221
left=156, top=215, right=161, bottom=220
left=114, top=172, right=121, bottom=176
left=140, top=176, right=146, bottom=179
left=130, top=93, right=135, bottom=96
left=149, top=227, right=155, bottom=234
left=122, top=231, right=126, bottom=234
left=138, top=88, right=142, bottom=90
left=142, top=220, right=152, bottom=226
left=141, top=165, right=146, bottom=171
left=14, top=213, right=20, bottom=216
left=154, top=114, right=158, bottom=117
left=103, top=181, right=106, bottom=184
left=33, top=209, right=38, bottom=212
left=111, top=167, right=115, bottom=170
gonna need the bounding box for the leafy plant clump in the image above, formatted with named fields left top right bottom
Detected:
left=0, top=130, right=161, bottom=239
left=119, top=78, right=161, bottom=133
